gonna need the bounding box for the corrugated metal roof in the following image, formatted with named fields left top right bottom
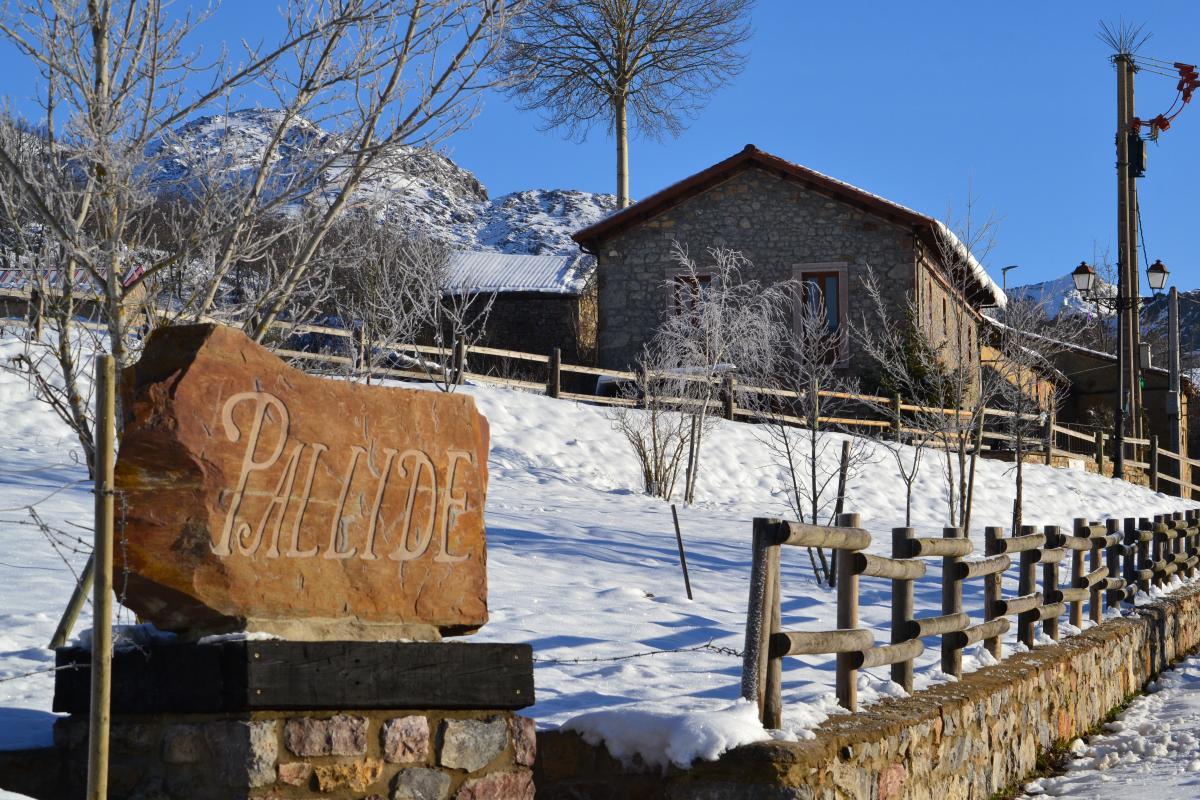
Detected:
left=0, top=268, right=101, bottom=293
left=443, top=250, right=595, bottom=295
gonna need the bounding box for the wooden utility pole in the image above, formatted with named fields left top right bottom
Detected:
left=1113, top=52, right=1141, bottom=475
left=1166, top=291, right=1185, bottom=494
left=1125, top=59, right=1144, bottom=438
left=86, top=355, right=116, bottom=800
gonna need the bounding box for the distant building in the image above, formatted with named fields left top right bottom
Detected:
left=571, top=145, right=1005, bottom=392
left=444, top=250, right=597, bottom=364
left=1048, top=337, right=1193, bottom=460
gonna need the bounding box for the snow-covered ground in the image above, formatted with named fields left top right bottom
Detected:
left=0, top=329, right=1197, bottom=796
left=1020, top=654, right=1200, bottom=798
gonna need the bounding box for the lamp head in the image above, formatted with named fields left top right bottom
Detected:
left=1147, top=259, right=1169, bottom=291
left=1072, top=261, right=1097, bottom=294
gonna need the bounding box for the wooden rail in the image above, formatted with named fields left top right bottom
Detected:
left=3, top=303, right=1197, bottom=498
left=741, top=507, right=1200, bottom=725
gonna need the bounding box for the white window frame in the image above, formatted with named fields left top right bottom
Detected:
left=792, top=262, right=850, bottom=368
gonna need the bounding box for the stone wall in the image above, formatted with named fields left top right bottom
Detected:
left=535, top=583, right=1200, bottom=799
left=592, top=165, right=918, bottom=387
left=472, top=291, right=592, bottom=365
left=42, top=708, right=535, bottom=800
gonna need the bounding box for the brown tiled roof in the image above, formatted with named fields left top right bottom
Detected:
left=571, top=145, right=1005, bottom=308
left=572, top=144, right=936, bottom=248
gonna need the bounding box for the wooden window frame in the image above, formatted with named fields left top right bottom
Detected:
left=667, top=272, right=714, bottom=318
left=792, top=262, right=850, bottom=368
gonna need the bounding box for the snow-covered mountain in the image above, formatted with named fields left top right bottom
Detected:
left=148, top=109, right=617, bottom=255
left=1006, top=274, right=1116, bottom=319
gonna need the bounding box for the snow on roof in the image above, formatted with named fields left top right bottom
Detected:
left=932, top=220, right=1007, bottom=310
left=0, top=267, right=121, bottom=294
left=443, top=250, right=595, bottom=295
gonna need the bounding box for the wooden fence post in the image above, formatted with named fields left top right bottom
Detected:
left=723, top=375, right=736, bottom=421
left=828, top=440, right=852, bottom=590
left=547, top=347, right=562, bottom=399
left=353, top=325, right=368, bottom=377
left=1150, top=515, right=1164, bottom=589
left=983, top=526, right=1004, bottom=659
left=893, top=393, right=902, bottom=442
left=942, top=526, right=965, bottom=677
left=1017, top=524, right=1038, bottom=648
left=890, top=527, right=916, bottom=692
left=1095, top=429, right=1105, bottom=475
left=741, top=519, right=777, bottom=720
left=1174, top=511, right=1188, bottom=578
left=1189, top=511, right=1200, bottom=578
left=835, top=513, right=861, bottom=712
left=1089, top=520, right=1103, bottom=625
left=1044, top=411, right=1055, bottom=466
left=453, top=335, right=467, bottom=385
left=86, top=354, right=116, bottom=800
left=1149, top=435, right=1159, bottom=493
left=1105, top=518, right=1123, bottom=609
left=1070, top=518, right=1086, bottom=628
left=1190, top=511, right=1200, bottom=577
left=1124, top=517, right=1140, bottom=599
left=1042, top=525, right=1061, bottom=641
left=762, top=537, right=783, bottom=729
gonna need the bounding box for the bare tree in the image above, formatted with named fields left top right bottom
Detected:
left=0, top=120, right=100, bottom=475
left=653, top=242, right=790, bottom=503
left=988, top=299, right=1089, bottom=532
left=0, top=0, right=519, bottom=407
left=748, top=290, right=874, bottom=583
left=417, top=276, right=496, bottom=394
left=608, top=341, right=698, bottom=500
left=498, top=0, right=753, bottom=207
left=852, top=271, right=939, bottom=527
left=925, top=215, right=1006, bottom=533
left=331, top=219, right=446, bottom=383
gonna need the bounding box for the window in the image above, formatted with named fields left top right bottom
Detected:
left=801, top=271, right=842, bottom=334
left=942, top=297, right=948, bottom=337
left=671, top=273, right=712, bottom=317
left=793, top=263, right=849, bottom=365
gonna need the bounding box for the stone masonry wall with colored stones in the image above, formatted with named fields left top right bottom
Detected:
left=535, top=582, right=1200, bottom=799
left=49, top=709, right=535, bottom=800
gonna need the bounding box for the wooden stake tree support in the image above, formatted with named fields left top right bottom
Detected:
left=86, top=355, right=116, bottom=800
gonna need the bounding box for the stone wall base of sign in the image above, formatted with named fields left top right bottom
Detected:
left=0, top=640, right=535, bottom=800
left=534, top=583, right=1200, bottom=799
left=35, top=708, right=535, bottom=800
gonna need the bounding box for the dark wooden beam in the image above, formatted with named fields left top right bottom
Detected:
left=54, top=640, right=534, bottom=714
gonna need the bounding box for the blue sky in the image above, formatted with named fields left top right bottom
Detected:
left=2, top=2, right=1198, bottom=292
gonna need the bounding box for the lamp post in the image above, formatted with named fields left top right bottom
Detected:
left=1072, top=259, right=1171, bottom=478
left=1002, top=265, right=1021, bottom=295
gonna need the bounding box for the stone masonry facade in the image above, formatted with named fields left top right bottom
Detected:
left=590, top=162, right=982, bottom=398
left=535, top=582, right=1200, bottom=799
left=594, top=166, right=915, bottom=380
left=47, top=709, right=535, bottom=800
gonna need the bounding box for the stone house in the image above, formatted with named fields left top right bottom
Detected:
left=1049, top=337, right=1193, bottom=459
left=571, top=145, right=1006, bottom=394
left=443, top=250, right=597, bottom=364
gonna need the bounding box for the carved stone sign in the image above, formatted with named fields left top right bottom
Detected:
left=115, top=324, right=489, bottom=640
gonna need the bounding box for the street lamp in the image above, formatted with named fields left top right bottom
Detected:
left=1147, top=259, right=1169, bottom=292
left=1072, top=261, right=1096, bottom=294
left=1073, top=258, right=1172, bottom=479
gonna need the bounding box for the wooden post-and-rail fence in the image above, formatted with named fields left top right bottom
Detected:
left=740, top=509, right=1200, bottom=725
left=1, top=305, right=1197, bottom=498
